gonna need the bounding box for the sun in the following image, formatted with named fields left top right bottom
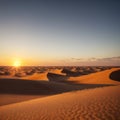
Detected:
left=13, top=60, right=21, bottom=67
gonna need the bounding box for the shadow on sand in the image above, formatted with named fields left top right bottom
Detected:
left=0, top=78, right=113, bottom=95
left=109, top=69, right=120, bottom=82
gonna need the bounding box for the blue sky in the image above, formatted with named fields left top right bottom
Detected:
left=0, top=0, right=120, bottom=66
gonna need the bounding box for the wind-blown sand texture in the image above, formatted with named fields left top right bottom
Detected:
left=0, top=85, right=120, bottom=120
left=0, top=67, right=120, bottom=120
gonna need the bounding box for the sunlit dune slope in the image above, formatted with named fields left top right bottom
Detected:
left=22, top=72, right=48, bottom=80
left=22, top=69, right=65, bottom=80
left=69, top=68, right=120, bottom=85
left=0, top=85, right=120, bottom=120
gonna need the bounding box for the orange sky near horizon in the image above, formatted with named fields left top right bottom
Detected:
left=0, top=56, right=120, bottom=66
left=0, top=1, right=120, bottom=66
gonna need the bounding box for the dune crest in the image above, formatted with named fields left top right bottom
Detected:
left=69, top=68, right=120, bottom=84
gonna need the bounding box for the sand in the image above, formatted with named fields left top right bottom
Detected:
left=69, top=68, right=120, bottom=85
left=0, top=67, right=120, bottom=120
left=0, top=94, right=45, bottom=106
left=22, top=72, right=48, bottom=80
left=0, top=85, right=120, bottom=120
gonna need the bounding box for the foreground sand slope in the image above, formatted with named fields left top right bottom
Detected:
left=0, top=85, right=120, bottom=120
left=69, top=68, right=120, bottom=84
left=0, top=78, right=84, bottom=106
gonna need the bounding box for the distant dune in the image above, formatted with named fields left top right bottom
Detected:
left=47, top=72, right=68, bottom=82
left=22, top=69, right=65, bottom=80
left=0, top=85, right=119, bottom=120
left=22, top=72, right=48, bottom=80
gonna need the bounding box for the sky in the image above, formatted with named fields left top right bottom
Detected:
left=0, top=0, right=120, bottom=66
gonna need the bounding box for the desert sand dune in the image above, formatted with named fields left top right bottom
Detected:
left=69, top=68, right=120, bottom=85
left=0, top=78, right=111, bottom=106
left=22, top=72, right=48, bottom=80
left=0, top=85, right=120, bottom=120
left=61, top=68, right=83, bottom=77
left=0, top=68, right=119, bottom=106
left=49, top=69, right=65, bottom=75
left=110, top=69, right=120, bottom=82
left=0, top=67, right=64, bottom=80
left=47, top=72, right=68, bottom=82
left=0, top=68, right=120, bottom=119
left=20, top=69, right=64, bottom=80
left=0, top=94, right=44, bottom=106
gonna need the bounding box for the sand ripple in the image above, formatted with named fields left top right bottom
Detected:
left=0, top=85, right=120, bottom=120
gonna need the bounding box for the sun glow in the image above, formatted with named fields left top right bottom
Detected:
left=13, top=60, right=21, bottom=67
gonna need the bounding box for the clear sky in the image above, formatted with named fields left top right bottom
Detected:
left=0, top=0, right=120, bottom=66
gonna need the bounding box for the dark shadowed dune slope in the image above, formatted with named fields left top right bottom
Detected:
left=110, top=70, right=120, bottom=82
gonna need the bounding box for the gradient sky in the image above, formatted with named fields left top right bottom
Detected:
left=0, top=0, right=120, bottom=66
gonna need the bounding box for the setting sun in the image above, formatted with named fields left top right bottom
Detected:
left=13, top=60, right=21, bottom=67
